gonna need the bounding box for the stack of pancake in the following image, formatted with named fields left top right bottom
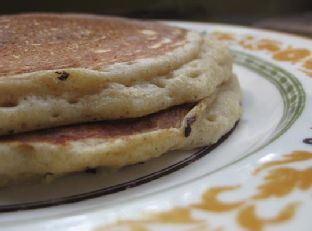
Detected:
left=0, top=14, right=241, bottom=186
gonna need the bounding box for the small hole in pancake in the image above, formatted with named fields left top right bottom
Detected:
left=0, top=101, right=18, bottom=108
left=152, top=81, right=165, bottom=88
left=189, top=71, right=200, bottom=78
left=124, top=83, right=132, bottom=87
left=206, top=114, right=217, bottom=122
left=126, top=61, right=136, bottom=65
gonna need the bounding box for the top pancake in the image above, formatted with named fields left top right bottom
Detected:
left=0, top=14, right=233, bottom=135
left=0, top=13, right=188, bottom=75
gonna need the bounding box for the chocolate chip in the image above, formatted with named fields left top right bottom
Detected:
left=184, top=115, right=196, bottom=137
left=55, top=71, right=69, bottom=81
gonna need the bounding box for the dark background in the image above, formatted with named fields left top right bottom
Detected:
left=1, top=0, right=311, bottom=36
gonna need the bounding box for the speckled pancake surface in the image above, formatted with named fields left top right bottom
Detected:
left=0, top=14, right=189, bottom=75
left=0, top=14, right=233, bottom=135
left=0, top=76, right=241, bottom=187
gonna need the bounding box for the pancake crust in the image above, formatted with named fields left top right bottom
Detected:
left=0, top=76, right=241, bottom=187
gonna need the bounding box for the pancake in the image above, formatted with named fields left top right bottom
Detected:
left=0, top=14, right=232, bottom=135
left=0, top=75, right=241, bottom=187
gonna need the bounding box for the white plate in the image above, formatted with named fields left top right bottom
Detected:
left=1, top=22, right=311, bottom=231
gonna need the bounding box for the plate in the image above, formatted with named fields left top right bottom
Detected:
left=0, top=22, right=311, bottom=231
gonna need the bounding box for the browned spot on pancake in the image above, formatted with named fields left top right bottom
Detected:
left=0, top=14, right=187, bottom=76
left=0, top=103, right=195, bottom=144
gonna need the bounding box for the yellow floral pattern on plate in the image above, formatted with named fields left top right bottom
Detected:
left=211, top=32, right=312, bottom=78
left=96, top=151, right=312, bottom=231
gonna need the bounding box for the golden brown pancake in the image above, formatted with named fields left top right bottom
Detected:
left=0, top=14, right=187, bottom=75
left=0, top=14, right=233, bottom=136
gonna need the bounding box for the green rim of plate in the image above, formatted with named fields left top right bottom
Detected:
left=233, top=50, right=306, bottom=153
